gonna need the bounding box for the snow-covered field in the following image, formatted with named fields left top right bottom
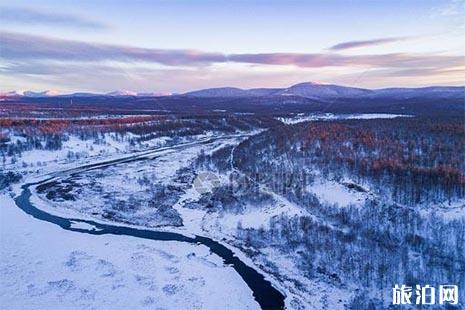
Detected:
left=306, top=179, right=373, bottom=208
left=1, top=131, right=271, bottom=310
left=2, top=132, right=306, bottom=309
left=276, top=113, right=411, bottom=124
left=2, top=134, right=177, bottom=183
left=33, top=136, right=245, bottom=228
left=0, top=194, right=260, bottom=310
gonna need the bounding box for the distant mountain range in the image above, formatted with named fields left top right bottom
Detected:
left=2, top=82, right=463, bottom=100
left=183, top=82, right=371, bottom=98
left=0, top=90, right=171, bottom=98
left=183, top=82, right=464, bottom=99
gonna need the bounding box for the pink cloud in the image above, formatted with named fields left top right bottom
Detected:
left=1, top=31, right=462, bottom=72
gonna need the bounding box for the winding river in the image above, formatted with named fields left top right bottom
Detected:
left=12, top=136, right=286, bottom=310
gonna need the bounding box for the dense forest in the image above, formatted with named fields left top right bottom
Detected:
left=197, top=116, right=465, bottom=307
left=233, top=117, right=464, bottom=206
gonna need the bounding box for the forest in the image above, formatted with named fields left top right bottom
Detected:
left=233, top=117, right=464, bottom=206
left=223, top=116, right=465, bottom=307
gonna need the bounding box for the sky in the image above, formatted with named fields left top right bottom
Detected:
left=0, top=0, right=464, bottom=93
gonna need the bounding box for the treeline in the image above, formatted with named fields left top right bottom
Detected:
left=0, top=116, right=162, bottom=135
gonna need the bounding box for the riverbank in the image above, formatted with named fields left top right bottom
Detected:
left=0, top=193, right=260, bottom=309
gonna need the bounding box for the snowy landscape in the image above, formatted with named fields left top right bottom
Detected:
left=1, top=87, right=464, bottom=309
left=1, top=1, right=464, bottom=308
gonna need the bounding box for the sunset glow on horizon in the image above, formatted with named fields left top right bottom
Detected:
left=1, top=0, right=464, bottom=93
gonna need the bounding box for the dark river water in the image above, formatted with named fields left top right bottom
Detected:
left=15, top=178, right=286, bottom=310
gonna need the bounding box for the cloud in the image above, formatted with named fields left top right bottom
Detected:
left=328, top=37, right=409, bottom=50
left=0, top=32, right=226, bottom=66
left=0, top=32, right=463, bottom=78
left=229, top=52, right=463, bottom=69
left=0, top=6, right=109, bottom=30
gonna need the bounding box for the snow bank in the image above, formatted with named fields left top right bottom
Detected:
left=0, top=195, right=259, bottom=310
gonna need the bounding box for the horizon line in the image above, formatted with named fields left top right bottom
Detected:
left=2, top=81, right=465, bottom=96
